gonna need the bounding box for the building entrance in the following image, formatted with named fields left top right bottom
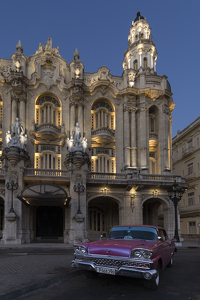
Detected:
left=36, top=206, right=63, bottom=238
left=143, top=198, right=164, bottom=228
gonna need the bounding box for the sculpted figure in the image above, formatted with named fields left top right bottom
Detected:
left=5, top=131, right=11, bottom=146
left=12, top=118, right=23, bottom=138
left=72, top=123, right=82, bottom=141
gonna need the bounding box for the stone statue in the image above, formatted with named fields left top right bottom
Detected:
left=6, top=118, right=27, bottom=150
left=5, top=131, right=11, bottom=145
left=72, top=123, right=82, bottom=142
left=67, top=124, right=87, bottom=153
left=12, top=118, right=23, bottom=138
left=81, top=137, right=87, bottom=152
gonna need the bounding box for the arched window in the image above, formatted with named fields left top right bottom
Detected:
left=35, top=95, right=61, bottom=126
left=91, top=100, right=115, bottom=130
left=144, top=57, right=148, bottom=68
left=133, top=60, right=138, bottom=70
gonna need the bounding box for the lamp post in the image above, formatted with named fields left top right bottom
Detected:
left=6, top=180, right=19, bottom=213
left=73, top=183, right=85, bottom=214
left=167, top=180, right=185, bottom=243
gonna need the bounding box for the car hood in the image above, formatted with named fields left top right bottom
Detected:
left=83, top=239, right=156, bottom=257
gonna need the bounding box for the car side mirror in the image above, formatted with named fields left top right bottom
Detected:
left=157, top=236, right=162, bottom=242
left=100, top=233, right=107, bottom=240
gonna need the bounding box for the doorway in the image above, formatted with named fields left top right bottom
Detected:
left=36, top=206, right=63, bottom=239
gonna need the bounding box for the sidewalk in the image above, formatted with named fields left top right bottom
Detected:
left=0, top=243, right=77, bottom=300
left=0, top=241, right=199, bottom=300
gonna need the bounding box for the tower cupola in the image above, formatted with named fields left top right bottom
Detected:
left=123, top=12, right=158, bottom=74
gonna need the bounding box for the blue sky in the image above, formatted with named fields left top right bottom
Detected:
left=0, top=0, right=199, bottom=137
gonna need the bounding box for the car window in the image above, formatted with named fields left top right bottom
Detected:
left=158, top=229, right=166, bottom=242
left=109, top=227, right=157, bottom=241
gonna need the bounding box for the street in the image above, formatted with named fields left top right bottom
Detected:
left=21, top=248, right=200, bottom=300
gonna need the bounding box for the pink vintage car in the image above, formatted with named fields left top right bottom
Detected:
left=71, top=225, right=176, bottom=289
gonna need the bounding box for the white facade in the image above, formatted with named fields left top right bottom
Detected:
left=0, top=12, right=186, bottom=244
left=172, top=117, right=200, bottom=243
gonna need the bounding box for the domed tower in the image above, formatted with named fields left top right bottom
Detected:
left=123, top=12, right=157, bottom=74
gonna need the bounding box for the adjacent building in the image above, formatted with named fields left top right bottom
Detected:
left=0, top=12, right=186, bottom=244
left=172, top=117, right=200, bottom=243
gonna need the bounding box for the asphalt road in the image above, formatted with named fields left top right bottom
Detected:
left=20, top=248, right=200, bottom=300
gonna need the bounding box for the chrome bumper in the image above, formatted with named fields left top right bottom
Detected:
left=71, top=260, right=157, bottom=280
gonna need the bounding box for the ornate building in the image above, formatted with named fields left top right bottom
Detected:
left=0, top=12, right=186, bottom=244
left=172, top=117, right=200, bottom=243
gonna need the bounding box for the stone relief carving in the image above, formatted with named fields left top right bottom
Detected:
left=43, top=70, right=54, bottom=87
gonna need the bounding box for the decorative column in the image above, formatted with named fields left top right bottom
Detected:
left=130, top=109, right=137, bottom=168
left=138, top=99, right=147, bottom=171
left=64, top=123, right=91, bottom=244
left=19, top=99, right=26, bottom=130
left=163, top=104, right=170, bottom=171
left=11, top=98, right=17, bottom=125
left=124, top=107, right=130, bottom=167
left=70, top=104, right=75, bottom=135
left=78, top=104, right=83, bottom=134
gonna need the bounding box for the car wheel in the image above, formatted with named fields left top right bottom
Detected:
left=83, top=270, right=99, bottom=279
left=167, top=256, right=173, bottom=267
left=144, top=263, right=160, bottom=290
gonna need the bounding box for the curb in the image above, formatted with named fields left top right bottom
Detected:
left=0, top=269, right=82, bottom=300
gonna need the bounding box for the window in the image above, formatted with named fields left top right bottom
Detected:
left=143, top=57, right=148, bottom=68
left=89, top=208, right=105, bottom=232
left=133, top=60, right=138, bottom=70
left=188, top=192, right=195, bottom=206
left=91, top=100, right=114, bottom=130
left=36, top=95, right=61, bottom=126
left=188, top=221, right=196, bottom=234
left=188, top=140, right=192, bottom=148
left=188, top=163, right=193, bottom=175
left=35, top=145, right=61, bottom=170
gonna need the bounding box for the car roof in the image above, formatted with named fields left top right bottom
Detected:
left=112, top=225, right=163, bottom=230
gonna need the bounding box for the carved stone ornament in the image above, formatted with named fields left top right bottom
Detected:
left=1, top=118, right=31, bottom=167
left=64, top=123, right=90, bottom=170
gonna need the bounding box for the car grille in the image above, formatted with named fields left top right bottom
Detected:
left=75, top=255, right=151, bottom=270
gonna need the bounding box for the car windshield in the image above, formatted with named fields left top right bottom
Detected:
left=109, top=226, right=157, bottom=241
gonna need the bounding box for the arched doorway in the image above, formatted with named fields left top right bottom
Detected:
left=143, top=198, right=165, bottom=228
left=36, top=206, right=63, bottom=239
left=0, top=197, right=4, bottom=239
left=88, top=197, right=119, bottom=240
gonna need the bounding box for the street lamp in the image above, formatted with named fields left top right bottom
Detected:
left=73, top=183, right=85, bottom=214
left=167, top=180, right=185, bottom=243
left=6, top=180, right=19, bottom=213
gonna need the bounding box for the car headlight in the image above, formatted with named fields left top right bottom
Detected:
left=131, top=249, right=152, bottom=259
left=74, top=245, right=88, bottom=255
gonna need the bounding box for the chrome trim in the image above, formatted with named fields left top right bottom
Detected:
left=71, top=260, right=157, bottom=280
left=74, top=253, right=152, bottom=263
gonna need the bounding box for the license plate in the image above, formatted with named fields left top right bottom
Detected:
left=96, top=267, right=116, bottom=275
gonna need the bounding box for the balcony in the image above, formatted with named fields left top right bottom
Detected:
left=30, top=123, right=66, bottom=145
left=182, top=146, right=194, bottom=158
left=149, top=132, right=158, bottom=151
left=91, top=127, right=115, bottom=144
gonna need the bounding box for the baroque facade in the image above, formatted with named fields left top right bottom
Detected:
left=0, top=12, right=187, bottom=244
left=172, top=117, right=200, bottom=243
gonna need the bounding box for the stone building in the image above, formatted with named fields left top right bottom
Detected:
left=0, top=12, right=186, bottom=244
left=172, top=117, right=200, bottom=243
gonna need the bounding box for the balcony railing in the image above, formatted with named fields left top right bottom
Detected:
left=24, top=168, right=69, bottom=177
left=87, top=172, right=184, bottom=183
left=182, top=146, right=194, bottom=157
left=91, top=127, right=115, bottom=137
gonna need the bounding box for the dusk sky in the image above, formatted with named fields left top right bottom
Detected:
left=1, top=0, right=199, bottom=138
